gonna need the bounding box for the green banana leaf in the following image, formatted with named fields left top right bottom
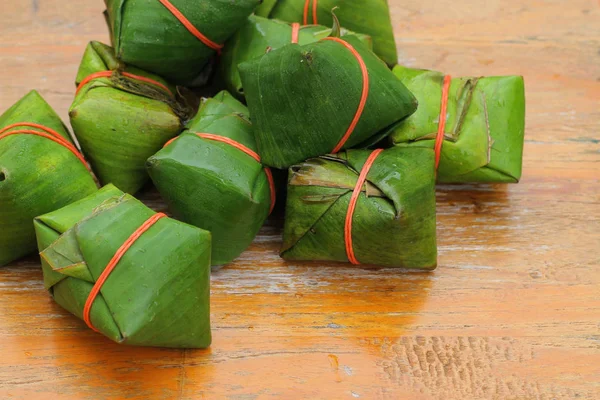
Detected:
left=0, top=90, right=98, bottom=267
left=239, top=35, right=417, bottom=169
left=390, top=66, right=525, bottom=183
left=219, top=14, right=372, bottom=99
left=70, top=41, right=188, bottom=195
left=254, top=0, right=398, bottom=66
left=281, top=146, right=437, bottom=268
left=34, top=184, right=212, bottom=348
left=255, top=0, right=278, bottom=14
left=147, top=91, right=271, bottom=266
left=105, top=0, right=260, bottom=86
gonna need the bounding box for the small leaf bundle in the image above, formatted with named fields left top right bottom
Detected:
left=390, top=66, right=526, bottom=183
left=219, top=14, right=372, bottom=99
left=255, top=0, right=397, bottom=66
left=239, top=36, right=417, bottom=169
left=105, top=0, right=261, bottom=85
left=35, top=184, right=212, bottom=348
left=282, top=147, right=437, bottom=269
left=147, top=91, right=274, bottom=266
left=0, top=91, right=98, bottom=267
left=70, top=41, right=185, bottom=194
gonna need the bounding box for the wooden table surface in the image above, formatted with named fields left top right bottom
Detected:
left=1, top=1, right=599, bottom=399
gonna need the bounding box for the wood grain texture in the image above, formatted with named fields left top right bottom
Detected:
left=1, top=0, right=599, bottom=399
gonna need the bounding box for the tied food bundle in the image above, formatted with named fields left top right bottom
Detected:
left=0, top=0, right=525, bottom=348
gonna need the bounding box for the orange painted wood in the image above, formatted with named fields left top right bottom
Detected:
left=1, top=1, right=599, bottom=399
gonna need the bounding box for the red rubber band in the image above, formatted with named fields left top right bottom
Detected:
left=0, top=125, right=89, bottom=170
left=291, top=23, right=300, bottom=44
left=303, top=0, right=318, bottom=25
left=157, top=0, right=223, bottom=53
left=344, top=149, right=384, bottom=265
left=83, top=212, right=167, bottom=332
left=321, top=37, right=370, bottom=153
left=164, top=133, right=276, bottom=214
left=76, top=71, right=173, bottom=97
left=434, top=75, right=452, bottom=171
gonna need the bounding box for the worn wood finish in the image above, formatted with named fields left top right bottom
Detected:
left=1, top=1, right=599, bottom=399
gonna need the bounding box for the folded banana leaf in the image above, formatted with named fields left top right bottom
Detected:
left=255, top=0, right=397, bottom=66
left=147, top=91, right=273, bottom=266
left=281, top=146, right=437, bottom=268
left=0, top=90, right=98, bottom=267
left=34, top=184, right=212, bottom=348
left=390, top=66, right=526, bottom=183
left=105, top=0, right=260, bottom=85
left=70, top=41, right=189, bottom=194
left=219, top=14, right=372, bottom=99
left=239, top=35, right=417, bottom=169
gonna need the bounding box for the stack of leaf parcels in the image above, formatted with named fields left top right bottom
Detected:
left=0, top=0, right=525, bottom=348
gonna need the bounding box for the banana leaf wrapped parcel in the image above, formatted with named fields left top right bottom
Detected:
left=219, top=14, right=372, bottom=99
left=239, top=35, right=418, bottom=169
left=105, top=0, right=260, bottom=85
left=281, top=146, right=437, bottom=269
left=0, top=91, right=98, bottom=267
left=255, top=0, right=398, bottom=66
left=70, top=41, right=189, bottom=194
left=390, top=66, right=526, bottom=183
left=147, top=91, right=275, bottom=266
left=34, top=184, right=212, bottom=348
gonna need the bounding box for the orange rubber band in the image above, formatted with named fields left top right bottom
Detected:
left=263, top=168, right=277, bottom=214
left=165, top=133, right=277, bottom=214
left=344, top=149, right=384, bottom=265
left=83, top=212, right=167, bottom=332
left=196, top=133, right=262, bottom=162
left=434, top=75, right=452, bottom=171
left=157, top=0, right=223, bottom=53
left=163, top=136, right=178, bottom=148
left=321, top=37, right=370, bottom=153
left=76, top=71, right=173, bottom=97
left=291, top=23, right=300, bottom=44
left=303, top=0, right=310, bottom=25
left=303, top=0, right=318, bottom=25
left=0, top=124, right=89, bottom=170
left=0, top=122, right=67, bottom=140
